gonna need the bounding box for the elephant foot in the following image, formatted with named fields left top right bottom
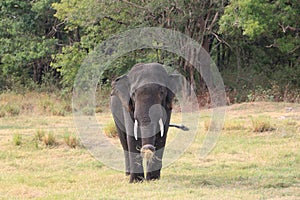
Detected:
left=129, top=173, right=144, bottom=183
left=146, top=169, right=161, bottom=181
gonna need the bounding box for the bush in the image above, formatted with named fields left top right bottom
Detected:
left=0, top=108, right=5, bottom=118
left=13, top=134, right=22, bottom=146
left=63, top=131, right=79, bottom=148
left=103, top=121, right=118, bottom=138
left=42, top=132, right=57, bottom=146
left=35, top=129, right=46, bottom=141
left=251, top=116, right=275, bottom=132
left=5, top=104, right=21, bottom=116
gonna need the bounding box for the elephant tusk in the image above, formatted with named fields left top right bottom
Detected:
left=159, top=118, right=164, bottom=137
left=134, top=119, right=138, bottom=140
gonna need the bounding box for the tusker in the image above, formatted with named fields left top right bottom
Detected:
left=110, top=63, right=183, bottom=183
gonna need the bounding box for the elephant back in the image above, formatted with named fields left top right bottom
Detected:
left=128, top=63, right=169, bottom=93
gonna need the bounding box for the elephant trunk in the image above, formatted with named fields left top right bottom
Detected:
left=133, top=118, right=164, bottom=141
left=139, top=118, right=164, bottom=161
left=141, top=144, right=155, bottom=162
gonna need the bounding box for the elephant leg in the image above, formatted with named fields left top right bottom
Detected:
left=111, top=96, right=130, bottom=175
left=145, top=139, right=165, bottom=181
left=127, top=136, right=144, bottom=183
left=146, top=149, right=164, bottom=180
left=146, top=112, right=171, bottom=181
left=146, top=163, right=162, bottom=181
left=115, top=126, right=130, bottom=175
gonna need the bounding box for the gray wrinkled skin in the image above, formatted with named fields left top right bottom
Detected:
left=111, top=63, right=181, bottom=182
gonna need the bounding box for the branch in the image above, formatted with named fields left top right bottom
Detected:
left=207, top=12, right=219, bottom=31
left=279, top=23, right=300, bottom=33
left=47, top=19, right=66, bottom=37
left=290, top=46, right=300, bottom=53
left=266, top=43, right=278, bottom=48
left=211, top=32, right=232, bottom=49
left=103, top=16, right=128, bottom=25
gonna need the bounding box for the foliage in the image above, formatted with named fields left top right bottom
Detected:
left=0, top=0, right=59, bottom=90
left=2, top=104, right=21, bottom=116
left=0, top=0, right=299, bottom=103
left=219, top=0, right=300, bottom=102
left=51, top=43, right=87, bottom=91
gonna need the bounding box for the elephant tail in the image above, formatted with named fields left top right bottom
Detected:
left=169, top=124, right=189, bottom=131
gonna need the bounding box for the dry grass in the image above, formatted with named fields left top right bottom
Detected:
left=224, top=119, right=245, bottom=130
left=42, top=132, right=57, bottom=146
left=0, top=101, right=299, bottom=199
left=0, top=92, right=70, bottom=117
left=63, top=131, right=79, bottom=148
left=251, top=115, right=275, bottom=132
left=103, top=120, right=118, bottom=138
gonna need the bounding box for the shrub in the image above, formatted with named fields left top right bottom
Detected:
left=42, top=132, right=57, bottom=146
left=103, top=121, right=118, bottom=138
left=35, top=129, right=46, bottom=141
left=13, top=134, right=22, bottom=146
left=0, top=108, right=5, bottom=118
left=39, top=97, right=53, bottom=111
left=5, top=104, right=20, bottom=116
left=251, top=116, right=275, bottom=132
left=63, top=131, right=79, bottom=148
left=50, top=105, right=67, bottom=116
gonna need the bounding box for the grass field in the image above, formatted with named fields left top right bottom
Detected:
left=0, top=101, right=299, bottom=199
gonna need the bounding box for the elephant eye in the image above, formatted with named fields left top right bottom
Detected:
left=159, top=87, right=166, bottom=97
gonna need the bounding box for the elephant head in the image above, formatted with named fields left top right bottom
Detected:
left=111, top=63, right=182, bottom=168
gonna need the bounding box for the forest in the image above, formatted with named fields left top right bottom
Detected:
left=1, top=1, right=300, bottom=198
left=1, top=0, right=299, bottom=103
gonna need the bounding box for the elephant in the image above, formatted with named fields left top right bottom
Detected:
left=110, top=63, right=182, bottom=183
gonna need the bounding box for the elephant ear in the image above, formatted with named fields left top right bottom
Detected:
left=166, top=74, right=183, bottom=109
left=111, top=75, right=133, bottom=112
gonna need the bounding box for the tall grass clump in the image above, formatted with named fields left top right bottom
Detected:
left=63, top=131, right=79, bottom=148
left=5, top=104, right=21, bottom=116
left=0, top=108, right=5, bottom=118
left=13, top=133, right=22, bottom=146
left=103, top=121, right=118, bottom=138
left=42, top=132, right=57, bottom=146
left=35, top=130, right=57, bottom=147
left=251, top=115, right=275, bottom=132
left=35, top=129, right=46, bottom=141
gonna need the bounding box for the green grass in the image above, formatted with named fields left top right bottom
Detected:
left=63, top=130, right=79, bottom=148
left=0, top=102, right=299, bottom=199
left=103, top=120, right=118, bottom=138
left=13, top=133, right=22, bottom=146
left=251, top=115, right=275, bottom=132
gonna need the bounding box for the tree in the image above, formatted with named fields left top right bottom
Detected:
left=52, top=0, right=228, bottom=94
left=0, top=0, right=61, bottom=90
left=219, top=0, right=300, bottom=101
